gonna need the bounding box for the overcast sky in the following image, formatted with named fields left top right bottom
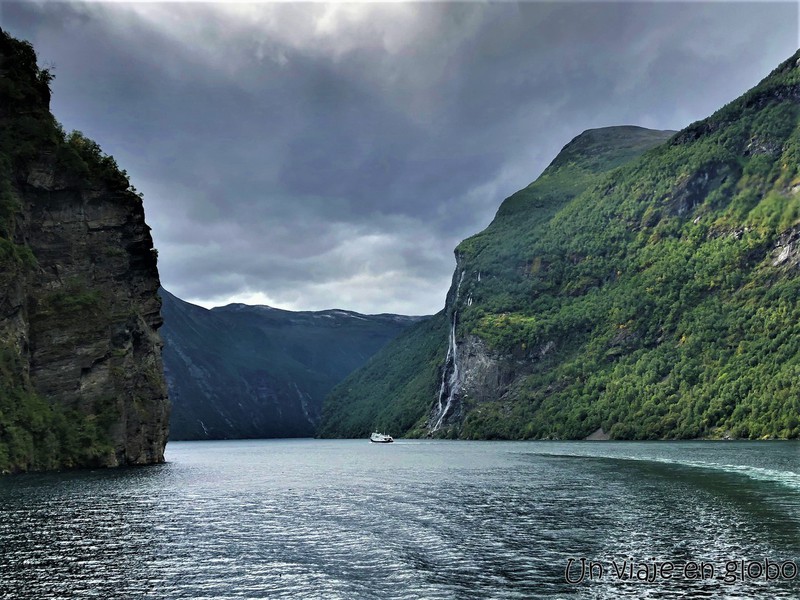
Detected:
left=2, top=2, right=798, bottom=314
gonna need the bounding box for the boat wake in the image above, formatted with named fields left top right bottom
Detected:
left=526, top=449, right=800, bottom=492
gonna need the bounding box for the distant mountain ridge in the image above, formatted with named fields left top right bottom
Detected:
left=320, top=50, right=800, bottom=441
left=160, top=289, right=422, bottom=440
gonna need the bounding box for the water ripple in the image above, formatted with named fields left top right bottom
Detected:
left=0, top=440, right=797, bottom=599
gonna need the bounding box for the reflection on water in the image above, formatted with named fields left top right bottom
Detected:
left=0, top=440, right=797, bottom=599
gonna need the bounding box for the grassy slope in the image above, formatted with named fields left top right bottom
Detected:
left=321, top=51, right=800, bottom=440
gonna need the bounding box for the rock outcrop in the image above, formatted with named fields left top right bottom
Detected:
left=0, top=29, right=168, bottom=471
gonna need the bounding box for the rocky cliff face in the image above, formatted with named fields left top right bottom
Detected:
left=0, top=29, right=168, bottom=471
left=426, top=263, right=518, bottom=432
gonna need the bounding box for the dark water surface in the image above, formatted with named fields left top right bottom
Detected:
left=0, top=440, right=798, bottom=599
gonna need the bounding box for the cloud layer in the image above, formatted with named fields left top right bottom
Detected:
left=3, top=1, right=798, bottom=314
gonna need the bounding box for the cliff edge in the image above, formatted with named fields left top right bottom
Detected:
left=0, top=29, right=169, bottom=472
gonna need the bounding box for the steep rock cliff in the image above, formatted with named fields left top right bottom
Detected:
left=0, top=29, right=168, bottom=471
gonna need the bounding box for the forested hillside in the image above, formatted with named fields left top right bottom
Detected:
left=322, top=51, right=800, bottom=441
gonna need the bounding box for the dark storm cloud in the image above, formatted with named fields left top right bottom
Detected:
left=1, top=2, right=797, bottom=313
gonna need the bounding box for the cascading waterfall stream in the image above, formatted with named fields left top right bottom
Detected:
left=434, top=342, right=453, bottom=419
left=433, top=270, right=465, bottom=431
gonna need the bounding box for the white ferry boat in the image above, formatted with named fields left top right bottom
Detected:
left=370, top=432, right=394, bottom=443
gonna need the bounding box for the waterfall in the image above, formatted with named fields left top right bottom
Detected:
left=434, top=340, right=452, bottom=418
left=433, top=270, right=465, bottom=431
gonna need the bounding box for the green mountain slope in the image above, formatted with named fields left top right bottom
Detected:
left=321, top=50, right=800, bottom=441
left=321, top=126, right=675, bottom=439
left=160, top=289, right=421, bottom=439
left=318, top=311, right=450, bottom=438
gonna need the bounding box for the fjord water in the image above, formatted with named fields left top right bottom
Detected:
left=0, top=441, right=797, bottom=599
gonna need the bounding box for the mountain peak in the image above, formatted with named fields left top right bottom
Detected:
left=546, top=125, right=676, bottom=175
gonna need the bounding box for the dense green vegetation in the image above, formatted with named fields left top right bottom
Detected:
left=319, top=312, right=448, bottom=438
left=320, top=128, right=675, bottom=439
left=0, top=28, right=136, bottom=471
left=321, top=51, right=800, bottom=440
left=0, top=343, right=117, bottom=472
